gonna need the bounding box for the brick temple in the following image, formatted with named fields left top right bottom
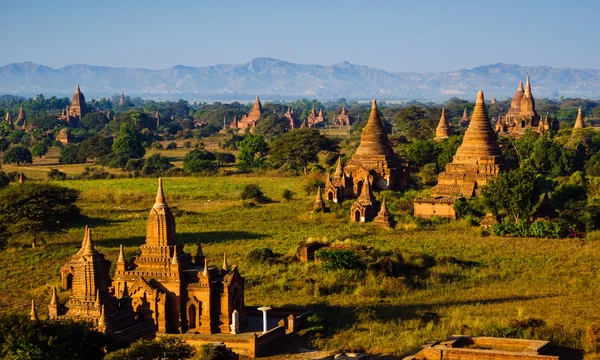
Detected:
left=58, top=84, right=87, bottom=125
left=414, top=90, right=504, bottom=219
left=232, top=95, right=263, bottom=130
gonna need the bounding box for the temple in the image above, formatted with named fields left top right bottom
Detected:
left=119, top=92, right=126, bottom=106
left=16, top=107, right=26, bottom=129
left=344, top=99, right=409, bottom=193
left=335, top=105, right=351, bottom=126
left=59, top=84, right=87, bottom=125
left=496, top=77, right=557, bottom=136
left=573, top=108, right=585, bottom=130
left=307, top=107, right=325, bottom=127
left=5, top=111, right=13, bottom=128
left=324, top=157, right=353, bottom=203
left=49, top=179, right=246, bottom=338
left=49, top=226, right=155, bottom=342
left=460, top=108, right=469, bottom=126
left=283, top=107, right=297, bottom=129
left=414, top=90, right=504, bottom=219
left=434, top=108, right=452, bottom=141
left=233, top=95, right=262, bottom=130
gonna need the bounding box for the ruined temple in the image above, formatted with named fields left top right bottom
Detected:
left=497, top=77, right=556, bottom=136
left=335, top=105, right=351, bottom=126
left=414, top=90, right=504, bottom=219
left=373, top=197, right=393, bottom=228
left=350, top=180, right=378, bottom=223
left=119, top=92, right=126, bottom=106
left=345, top=99, right=409, bottom=193
left=313, top=186, right=326, bottom=212
left=5, top=111, right=13, bottom=128
left=573, top=108, right=585, bottom=129
left=434, top=108, right=452, bottom=141
left=17, top=107, right=26, bottom=129
left=49, top=227, right=155, bottom=342
left=233, top=95, right=262, bottom=130
left=283, top=107, right=297, bottom=129
left=58, top=84, right=87, bottom=125
left=324, top=157, right=353, bottom=203
left=56, top=128, right=73, bottom=144
left=460, top=108, right=469, bottom=126
left=113, top=179, right=245, bottom=334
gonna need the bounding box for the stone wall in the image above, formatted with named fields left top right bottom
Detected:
left=413, top=199, right=456, bottom=219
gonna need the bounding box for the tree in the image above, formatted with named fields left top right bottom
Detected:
left=31, top=142, right=48, bottom=159
left=0, top=183, right=80, bottom=247
left=0, top=171, right=9, bottom=189
left=236, top=133, right=268, bottom=170
left=112, top=123, right=145, bottom=160
left=269, top=128, right=337, bottom=174
left=481, top=166, right=542, bottom=223
left=183, top=149, right=217, bottom=173
left=0, top=314, right=109, bottom=360
left=60, top=144, right=87, bottom=164
left=3, top=146, right=32, bottom=165
left=81, top=112, right=109, bottom=131
left=144, top=154, right=174, bottom=173
left=254, top=114, right=289, bottom=138
left=405, top=139, right=439, bottom=167
left=104, top=337, right=194, bottom=360
left=80, top=135, right=113, bottom=159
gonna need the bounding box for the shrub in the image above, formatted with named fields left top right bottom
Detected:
left=183, top=149, right=217, bottom=174
left=183, top=141, right=192, bottom=149
left=316, top=248, right=365, bottom=271
left=124, top=158, right=145, bottom=172
left=3, top=146, right=32, bottom=165
left=491, top=219, right=567, bottom=238
left=304, top=173, right=325, bottom=196
left=0, top=171, right=9, bottom=189
left=197, top=343, right=238, bottom=360
left=47, top=168, right=67, bottom=181
left=586, top=322, right=600, bottom=353
left=282, top=189, right=295, bottom=202
left=240, top=184, right=268, bottom=203
left=151, top=141, right=163, bottom=149
left=166, top=141, right=177, bottom=150
left=105, top=337, right=194, bottom=360
left=246, top=248, right=275, bottom=263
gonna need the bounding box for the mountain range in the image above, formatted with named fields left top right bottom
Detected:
left=1, top=57, right=600, bottom=101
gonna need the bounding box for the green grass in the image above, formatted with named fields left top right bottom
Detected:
left=1, top=175, right=600, bottom=356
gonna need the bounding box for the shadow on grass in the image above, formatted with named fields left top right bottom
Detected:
left=73, top=215, right=129, bottom=228
left=178, top=231, right=267, bottom=245
left=99, top=236, right=146, bottom=248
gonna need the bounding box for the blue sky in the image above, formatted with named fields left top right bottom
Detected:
left=1, top=0, right=598, bottom=72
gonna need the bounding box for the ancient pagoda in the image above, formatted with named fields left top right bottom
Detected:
left=460, top=108, right=470, bottom=126
left=574, top=108, right=585, bottom=129
left=234, top=95, right=262, bottom=130
left=283, top=107, right=296, bottom=129
left=49, top=226, right=155, bottom=342
left=17, top=107, right=26, bottom=129
left=307, top=107, right=319, bottom=126
left=113, top=178, right=245, bottom=334
left=335, top=105, right=351, bottom=126
left=414, top=90, right=504, bottom=219
left=373, top=197, right=393, bottom=228
left=345, top=99, right=409, bottom=192
left=59, top=84, right=87, bottom=124
left=324, top=157, right=353, bottom=203
left=434, top=108, right=452, bottom=141
left=350, top=180, right=378, bottom=223
left=498, top=77, right=554, bottom=136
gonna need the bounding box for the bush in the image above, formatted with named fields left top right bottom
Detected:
left=47, top=168, right=67, bottom=181
left=246, top=248, right=274, bottom=263
left=491, top=219, right=567, bottom=238
left=183, top=141, right=192, bottom=149
left=282, top=189, right=295, bottom=202
left=3, top=146, right=32, bottom=165
left=124, top=158, right=145, bottom=172
left=105, top=337, right=194, bottom=360
left=240, top=184, right=268, bottom=203
left=183, top=149, right=217, bottom=174
left=586, top=322, right=600, bottom=353
left=316, top=248, right=365, bottom=271
left=304, top=173, right=325, bottom=196
left=60, top=144, right=87, bottom=164
left=197, top=343, right=238, bottom=360
left=0, top=171, right=9, bottom=189
left=151, top=141, right=163, bottom=149
left=166, top=141, right=177, bottom=150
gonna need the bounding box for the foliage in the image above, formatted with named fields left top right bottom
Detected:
left=81, top=112, right=109, bottom=131
left=166, top=141, right=177, bottom=150
left=491, top=219, right=567, bottom=238
left=60, top=144, right=87, bottom=164
left=80, top=135, right=113, bottom=159
left=269, top=128, right=337, bottom=174
left=104, top=337, right=194, bottom=360
left=144, top=154, right=174, bottom=174
left=282, top=189, right=295, bottom=201
left=31, top=142, right=48, bottom=158
left=405, top=139, right=439, bottom=167
left=246, top=248, right=274, bottom=263
left=183, top=149, right=217, bottom=174
left=3, top=146, right=32, bottom=165
left=0, top=314, right=108, bottom=360
left=240, top=184, right=268, bottom=203
left=254, top=114, right=289, bottom=138
left=0, top=171, right=10, bottom=189
left=47, top=168, right=67, bottom=181
left=316, top=248, right=365, bottom=271
left=0, top=183, right=80, bottom=247
left=236, top=133, right=268, bottom=170
left=112, top=123, right=145, bottom=161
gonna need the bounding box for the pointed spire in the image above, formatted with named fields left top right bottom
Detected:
left=83, top=227, right=95, bottom=256
left=334, top=156, right=344, bottom=178
left=95, top=288, right=102, bottom=309
left=154, top=178, right=167, bottom=208
left=313, top=186, right=325, bottom=211
left=18, top=171, right=24, bottom=183
left=574, top=108, right=585, bottom=129
left=50, top=286, right=58, bottom=305
left=98, top=305, right=106, bottom=326
left=171, top=251, right=180, bottom=266
left=203, top=258, right=209, bottom=276
left=30, top=300, right=39, bottom=321
left=117, top=244, right=125, bottom=263
left=518, top=81, right=524, bottom=92
left=195, top=240, right=204, bottom=258
left=435, top=108, right=452, bottom=141
left=524, top=76, right=531, bottom=96
left=341, top=104, right=347, bottom=115
left=80, top=225, right=89, bottom=252
left=374, top=196, right=393, bottom=228
left=358, top=180, right=374, bottom=202
left=380, top=196, right=388, bottom=213
left=76, top=83, right=81, bottom=92
left=223, top=253, right=229, bottom=271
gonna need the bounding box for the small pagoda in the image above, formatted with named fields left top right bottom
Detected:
left=434, top=108, right=452, bottom=141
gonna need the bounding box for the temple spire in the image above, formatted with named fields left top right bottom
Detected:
left=524, top=76, right=531, bottom=96
left=98, top=305, right=106, bottom=327
left=30, top=300, right=39, bottom=321
left=18, top=171, right=24, bottom=183
left=435, top=108, right=452, bottom=141
left=154, top=178, right=167, bottom=208
left=83, top=227, right=95, bottom=256
left=313, top=186, right=325, bottom=212
left=122, top=281, right=129, bottom=298
left=94, top=288, right=102, bottom=309
left=574, top=108, right=585, bottom=129
left=117, top=244, right=125, bottom=263
left=222, top=253, right=229, bottom=271
left=334, top=156, right=344, bottom=178
left=203, top=258, right=209, bottom=277
left=50, top=286, right=58, bottom=306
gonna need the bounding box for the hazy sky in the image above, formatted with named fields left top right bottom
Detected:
left=2, top=0, right=598, bottom=72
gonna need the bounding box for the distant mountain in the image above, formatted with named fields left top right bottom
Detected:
left=1, top=58, right=599, bottom=100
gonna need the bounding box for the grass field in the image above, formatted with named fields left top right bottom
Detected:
left=1, top=174, right=600, bottom=357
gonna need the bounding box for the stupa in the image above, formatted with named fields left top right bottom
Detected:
left=414, top=90, right=504, bottom=219
left=335, top=105, right=351, bottom=126
left=498, top=77, right=554, bottom=136
left=573, top=108, right=585, bottom=129
left=345, top=99, right=409, bottom=192
left=434, top=108, right=452, bottom=141
left=234, top=95, right=262, bottom=130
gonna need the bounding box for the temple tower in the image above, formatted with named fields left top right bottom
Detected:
left=574, top=108, right=585, bottom=129
left=434, top=108, right=452, bottom=141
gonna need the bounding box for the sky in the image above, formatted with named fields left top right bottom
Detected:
left=1, top=0, right=599, bottom=73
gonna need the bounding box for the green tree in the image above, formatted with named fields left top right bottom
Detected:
left=254, top=114, right=289, bottom=138
left=481, top=166, right=542, bottom=223
left=104, top=336, right=194, bottom=360
left=81, top=112, right=109, bottom=131
left=236, top=133, right=268, bottom=170
left=269, top=128, right=337, bottom=174
left=3, top=146, right=32, bottom=165
left=112, top=123, right=145, bottom=160
left=0, top=183, right=80, bottom=247
left=183, top=149, right=217, bottom=173
left=80, top=135, right=113, bottom=159
left=405, top=139, right=439, bottom=167
left=31, top=142, right=48, bottom=159
left=0, top=171, right=9, bottom=189
left=144, top=154, right=174, bottom=173
left=60, top=144, right=87, bottom=164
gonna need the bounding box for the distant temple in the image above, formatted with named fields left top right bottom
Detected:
left=56, top=128, right=73, bottom=144
left=434, top=108, right=452, bottom=141
left=460, top=108, right=470, bottom=126
left=496, top=77, right=557, bottom=136
left=5, top=111, right=13, bottom=128
left=47, top=179, right=246, bottom=337
left=232, top=95, right=262, bottom=130
left=414, top=90, right=504, bottom=219
left=573, top=108, right=585, bottom=130
left=307, top=107, right=325, bottom=127
left=283, top=107, right=297, bottom=129
left=58, top=84, right=87, bottom=125
left=16, top=107, right=26, bottom=129
left=335, top=105, right=351, bottom=126
left=119, top=92, right=126, bottom=106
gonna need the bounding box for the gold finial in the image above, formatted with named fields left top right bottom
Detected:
left=476, top=90, right=485, bottom=103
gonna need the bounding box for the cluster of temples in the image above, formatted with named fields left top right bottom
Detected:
left=414, top=90, right=504, bottom=219
left=37, top=179, right=246, bottom=341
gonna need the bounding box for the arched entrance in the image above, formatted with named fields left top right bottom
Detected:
left=66, top=273, right=73, bottom=289
left=188, top=304, right=196, bottom=329
left=354, top=210, right=361, bottom=222
left=327, top=192, right=334, bottom=201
